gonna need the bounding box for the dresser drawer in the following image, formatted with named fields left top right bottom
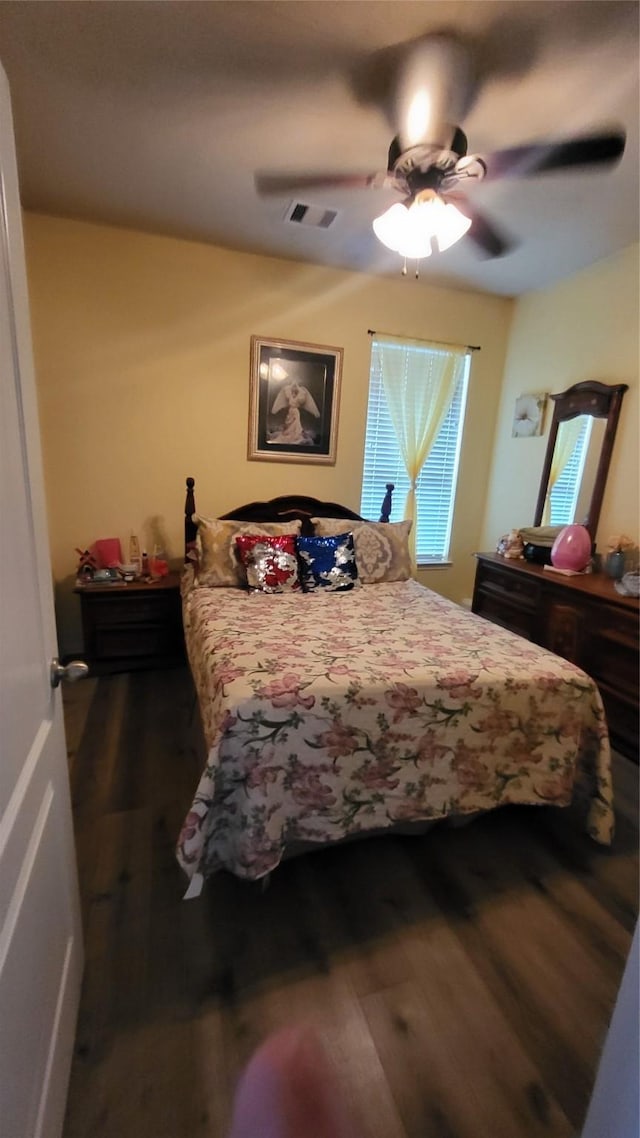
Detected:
left=593, top=603, right=639, bottom=650
left=598, top=684, right=639, bottom=761
left=475, top=562, right=540, bottom=608
left=587, top=614, right=633, bottom=701
left=473, top=590, right=536, bottom=639
left=473, top=561, right=540, bottom=640
left=542, top=600, right=585, bottom=664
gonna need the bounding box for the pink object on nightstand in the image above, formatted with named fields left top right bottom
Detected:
left=550, top=524, right=592, bottom=572
left=94, top=538, right=123, bottom=568
left=148, top=553, right=169, bottom=579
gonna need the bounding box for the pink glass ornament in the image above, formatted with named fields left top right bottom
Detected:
left=550, top=524, right=592, bottom=571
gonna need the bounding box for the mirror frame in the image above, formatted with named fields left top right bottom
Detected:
left=534, top=380, right=628, bottom=541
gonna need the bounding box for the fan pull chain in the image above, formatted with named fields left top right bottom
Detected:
left=400, top=258, right=422, bottom=278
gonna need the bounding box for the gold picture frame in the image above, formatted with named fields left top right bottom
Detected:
left=248, top=336, right=343, bottom=464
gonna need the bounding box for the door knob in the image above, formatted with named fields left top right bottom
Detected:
left=50, top=657, right=90, bottom=688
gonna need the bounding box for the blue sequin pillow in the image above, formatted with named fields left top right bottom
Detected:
left=296, top=533, right=358, bottom=592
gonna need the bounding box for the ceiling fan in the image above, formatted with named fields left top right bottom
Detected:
left=254, top=34, right=626, bottom=266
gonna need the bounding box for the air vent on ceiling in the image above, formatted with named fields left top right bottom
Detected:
left=284, top=201, right=338, bottom=229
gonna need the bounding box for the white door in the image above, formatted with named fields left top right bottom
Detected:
left=581, top=923, right=639, bottom=1138
left=0, top=63, right=83, bottom=1137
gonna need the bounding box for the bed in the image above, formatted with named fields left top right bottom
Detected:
left=177, top=478, right=613, bottom=892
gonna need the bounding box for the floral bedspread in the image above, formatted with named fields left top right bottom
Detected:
left=177, top=577, right=613, bottom=883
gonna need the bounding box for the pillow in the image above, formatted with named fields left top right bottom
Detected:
left=311, top=518, right=412, bottom=583
left=297, top=533, right=358, bottom=593
left=194, top=516, right=302, bottom=588
left=235, top=535, right=302, bottom=594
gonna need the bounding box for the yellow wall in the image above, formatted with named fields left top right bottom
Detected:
left=23, top=213, right=514, bottom=654
left=481, top=243, right=639, bottom=550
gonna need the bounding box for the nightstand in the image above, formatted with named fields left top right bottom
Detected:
left=74, top=571, right=184, bottom=674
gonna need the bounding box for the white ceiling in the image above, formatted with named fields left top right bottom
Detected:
left=0, top=0, right=637, bottom=297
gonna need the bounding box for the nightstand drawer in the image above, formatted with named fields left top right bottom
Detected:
left=92, top=622, right=181, bottom=661
left=87, top=593, right=176, bottom=628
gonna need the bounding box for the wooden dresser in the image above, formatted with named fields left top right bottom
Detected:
left=472, top=553, right=639, bottom=761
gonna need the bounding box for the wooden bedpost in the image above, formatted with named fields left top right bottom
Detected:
left=185, top=477, right=197, bottom=562
left=379, top=483, right=394, bottom=523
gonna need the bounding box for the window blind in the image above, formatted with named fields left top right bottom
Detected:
left=360, top=339, right=470, bottom=562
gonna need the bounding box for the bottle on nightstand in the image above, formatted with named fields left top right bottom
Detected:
left=149, top=544, right=169, bottom=579
left=128, top=533, right=141, bottom=577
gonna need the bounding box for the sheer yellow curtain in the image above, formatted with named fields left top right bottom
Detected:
left=542, top=417, right=584, bottom=524
left=378, top=336, right=469, bottom=568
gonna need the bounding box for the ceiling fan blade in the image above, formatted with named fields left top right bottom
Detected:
left=255, top=172, right=387, bottom=196
left=483, top=130, right=626, bottom=181
left=445, top=190, right=513, bottom=258
left=449, top=196, right=514, bottom=258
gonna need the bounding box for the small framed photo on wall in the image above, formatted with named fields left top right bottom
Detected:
left=512, top=392, right=547, bottom=438
left=248, top=336, right=343, bottom=464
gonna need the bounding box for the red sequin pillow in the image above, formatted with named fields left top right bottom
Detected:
left=235, top=534, right=302, bottom=593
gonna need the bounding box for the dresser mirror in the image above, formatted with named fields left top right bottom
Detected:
left=534, top=380, right=628, bottom=541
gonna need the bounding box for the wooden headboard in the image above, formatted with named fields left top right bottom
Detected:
left=184, top=478, right=394, bottom=561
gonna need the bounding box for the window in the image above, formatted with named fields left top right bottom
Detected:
left=360, top=337, right=471, bottom=564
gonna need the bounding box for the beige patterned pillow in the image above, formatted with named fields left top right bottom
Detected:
left=194, top=516, right=302, bottom=588
left=311, top=518, right=412, bottom=583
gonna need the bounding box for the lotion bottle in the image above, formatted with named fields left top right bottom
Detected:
left=129, top=533, right=141, bottom=576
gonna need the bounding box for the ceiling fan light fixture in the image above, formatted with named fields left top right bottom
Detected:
left=372, top=192, right=471, bottom=260
left=372, top=201, right=431, bottom=259
left=426, top=194, right=472, bottom=251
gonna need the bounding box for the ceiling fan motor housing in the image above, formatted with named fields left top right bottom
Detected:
left=389, top=126, right=477, bottom=198
left=387, top=125, right=467, bottom=173
left=392, top=33, right=476, bottom=153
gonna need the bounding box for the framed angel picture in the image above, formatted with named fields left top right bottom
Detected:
left=248, top=336, right=343, bottom=464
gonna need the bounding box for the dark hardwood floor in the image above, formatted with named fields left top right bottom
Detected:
left=62, top=667, right=638, bottom=1138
